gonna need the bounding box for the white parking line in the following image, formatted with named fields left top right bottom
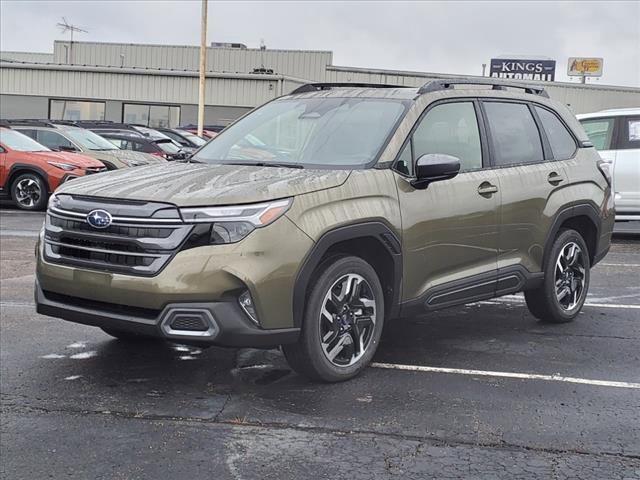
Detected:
left=481, top=296, right=640, bottom=310
left=370, top=363, right=640, bottom=389
left=598, top=263, right=640, bottom=268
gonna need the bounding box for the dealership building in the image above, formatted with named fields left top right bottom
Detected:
left=1, top=40, right=639, bottom=128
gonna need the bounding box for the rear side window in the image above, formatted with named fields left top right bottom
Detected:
left=580, top=118, right=614, bottom=150
left=534, top=106, right=577, bottom=160
left=620, top=117, right=640, bottom=150
left=412, top=102, right=482, bottom=172
left=484, top=102, right=543, bottom=166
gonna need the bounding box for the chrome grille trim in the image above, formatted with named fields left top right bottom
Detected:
left=49, top=206, right=184, bottom=225
left=43, top=199, right=195, bottom=276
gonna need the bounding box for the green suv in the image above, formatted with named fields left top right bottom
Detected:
left=35, top=79, right=614, bottom=382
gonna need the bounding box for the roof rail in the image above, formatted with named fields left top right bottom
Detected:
left=417, top=78, right=549, bottom=97
left=0, top=119, right=58, bottom=127
left=290, top=82, right=403, bottom=95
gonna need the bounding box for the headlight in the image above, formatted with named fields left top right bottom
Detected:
left=180, top=199, right=292, bottom=226
left=47, top=193, right=60, bottom=210
left=180, top=198, right=292, bottom=245
left=47, top=161, right=77, bottom=171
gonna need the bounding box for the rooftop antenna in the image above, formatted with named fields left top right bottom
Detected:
left=56, top=17, right=88, bottom=64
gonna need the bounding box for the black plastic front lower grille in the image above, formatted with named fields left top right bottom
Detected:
left=170, top=316, right=208, bottom=331
left=42, top=289, right=160, bottom=319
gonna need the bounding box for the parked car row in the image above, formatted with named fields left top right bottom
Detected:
left=0, top=119, right=212, bottom=210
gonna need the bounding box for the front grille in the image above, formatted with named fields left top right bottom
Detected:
left=85, top=167, right=107, bottom=175
left=43, top=197, right=193, bottom=276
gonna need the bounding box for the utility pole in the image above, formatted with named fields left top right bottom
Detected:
left=197, top=0, right=208, bottom=137
left=482, top=63, right=487, bottom=77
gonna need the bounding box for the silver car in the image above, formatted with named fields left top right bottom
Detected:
left=578, top=108, right=640, bottom=221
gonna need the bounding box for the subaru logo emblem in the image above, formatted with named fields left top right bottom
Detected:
left=86, top=209, right=112, bottom=229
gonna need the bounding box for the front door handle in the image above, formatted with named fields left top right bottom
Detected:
left=547, top=172, right=565, bottom=185
left=478, top=182, right=498, bottom=196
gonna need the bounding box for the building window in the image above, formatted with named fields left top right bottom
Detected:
left=123, top=104, right=180, bottom=128
left=50, top=99, right=105, bottom=121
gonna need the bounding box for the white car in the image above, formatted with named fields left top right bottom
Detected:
left=577, top=108, right=640, bottom=221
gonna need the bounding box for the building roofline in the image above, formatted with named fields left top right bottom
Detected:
left=0, top=60, right=311, bottom=83
left=51, top=39, right=333, bottom=55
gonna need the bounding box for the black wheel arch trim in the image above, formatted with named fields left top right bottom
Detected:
left=7, top=163, right=52, bottom=194
left=292, top=221, right=403, bottom=327
left=543, top=203, right=602, bottom=267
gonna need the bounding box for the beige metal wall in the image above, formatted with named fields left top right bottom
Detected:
left=0, top=63, right=288, bottom=107
left=0, top=51, right=54, bottom=63
left=52, top=41, right=332, bottom=81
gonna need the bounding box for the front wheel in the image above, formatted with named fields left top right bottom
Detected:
left=11, top=173, right=48, bottom=210
left=283, top=255, right=385, bottom=382
left=525, top=229, right=590, bottom=323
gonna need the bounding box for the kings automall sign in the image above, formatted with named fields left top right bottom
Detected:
left=490, top=58, right=556, bottom=81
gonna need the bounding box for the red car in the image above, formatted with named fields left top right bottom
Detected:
left=0, top=127, right=106, bottom=210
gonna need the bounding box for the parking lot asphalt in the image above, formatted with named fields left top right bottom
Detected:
left=1, top=207, right=639, bottom=479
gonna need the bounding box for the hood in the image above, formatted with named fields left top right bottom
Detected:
left=88, top=149, right=167, bottom=166
left=56, top=162, right=351, bottom=206
left=30, top=151, right=105, bottom=168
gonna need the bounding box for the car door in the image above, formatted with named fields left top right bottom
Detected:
left=612, top=116, right=640, bottom=217
left=481, top=100, right=573, bottom=275
left=396, top=100, right=500, bottom=311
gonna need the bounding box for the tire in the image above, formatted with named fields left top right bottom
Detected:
left=10, top=173, right=48, bottom=211
left=283, top=255, right=385, bottom=382
left=100, top=327, right=157, bottom=342
left=525, top=229, right=590, bottom=323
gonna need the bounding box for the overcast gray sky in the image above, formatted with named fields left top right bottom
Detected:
left=1, top=0, right=638, bottom=87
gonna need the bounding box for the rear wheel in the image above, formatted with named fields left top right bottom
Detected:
left=11, top=173, right=48, bottom=210
left=525, top=229, right=590, bottom=323
left=283, top=256, right=384, bottom=382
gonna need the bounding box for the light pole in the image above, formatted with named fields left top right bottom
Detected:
left=198, top=0, right=208, bottom=137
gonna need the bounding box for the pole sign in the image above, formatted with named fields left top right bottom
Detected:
left=490, top=58, right=556, bottom=81
left=567, top=58, right=603, bottom=77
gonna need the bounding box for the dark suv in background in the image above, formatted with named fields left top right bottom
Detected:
left=35, top=79, right=614, bottom=382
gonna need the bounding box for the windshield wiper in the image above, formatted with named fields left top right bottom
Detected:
left=224, top=161, right=304, bottom=169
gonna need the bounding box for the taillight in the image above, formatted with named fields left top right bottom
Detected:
left=151, top=151, right=169, bottom=159
left=597, top=159, right=613, bottom=187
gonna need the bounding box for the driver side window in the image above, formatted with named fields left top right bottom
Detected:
left=412, top=102, right=483, bottom=172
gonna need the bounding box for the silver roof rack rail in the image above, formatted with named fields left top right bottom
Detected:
left=418, top=78, right=549, bottom=98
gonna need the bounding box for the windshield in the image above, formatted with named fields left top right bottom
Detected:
left=66, top=128, right=119, bottom=151
left=193, top=97, right=408, bottom=168
left=180, top=131, right=207, bottom=146
left=0, top=129, right=51, bottom=152
left=155, top=139, right=182, bottom=154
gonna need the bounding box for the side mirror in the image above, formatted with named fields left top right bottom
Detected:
left=58, top=145, right=78, bottom=152
left=411, top=153, right=461, bottom=189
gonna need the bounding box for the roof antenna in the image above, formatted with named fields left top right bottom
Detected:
left=56, top=17, right=88, bottom=64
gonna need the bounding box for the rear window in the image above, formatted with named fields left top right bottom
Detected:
left=484, top=102, right=544, bottom=166
left=579, top=118, right=614, bottom=150
left=535, top=106, right=577, bottom=160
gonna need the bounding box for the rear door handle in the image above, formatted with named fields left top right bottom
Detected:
left=477, top=183, right=498, bottom=196
left=547, top=172, right=565, bottom=185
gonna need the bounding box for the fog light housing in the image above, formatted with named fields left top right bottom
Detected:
left=238, top=290, right=259, bottom=326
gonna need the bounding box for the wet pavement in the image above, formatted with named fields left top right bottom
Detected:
left=1, top=208, right=639, bottom=479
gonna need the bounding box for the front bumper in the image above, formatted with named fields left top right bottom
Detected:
left=35, top=281, right=300, bottom=347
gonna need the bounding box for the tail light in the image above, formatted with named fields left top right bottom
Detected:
left=151, top=152, right=169, bottom=159
left=597, top=159, right=613, bottom=187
